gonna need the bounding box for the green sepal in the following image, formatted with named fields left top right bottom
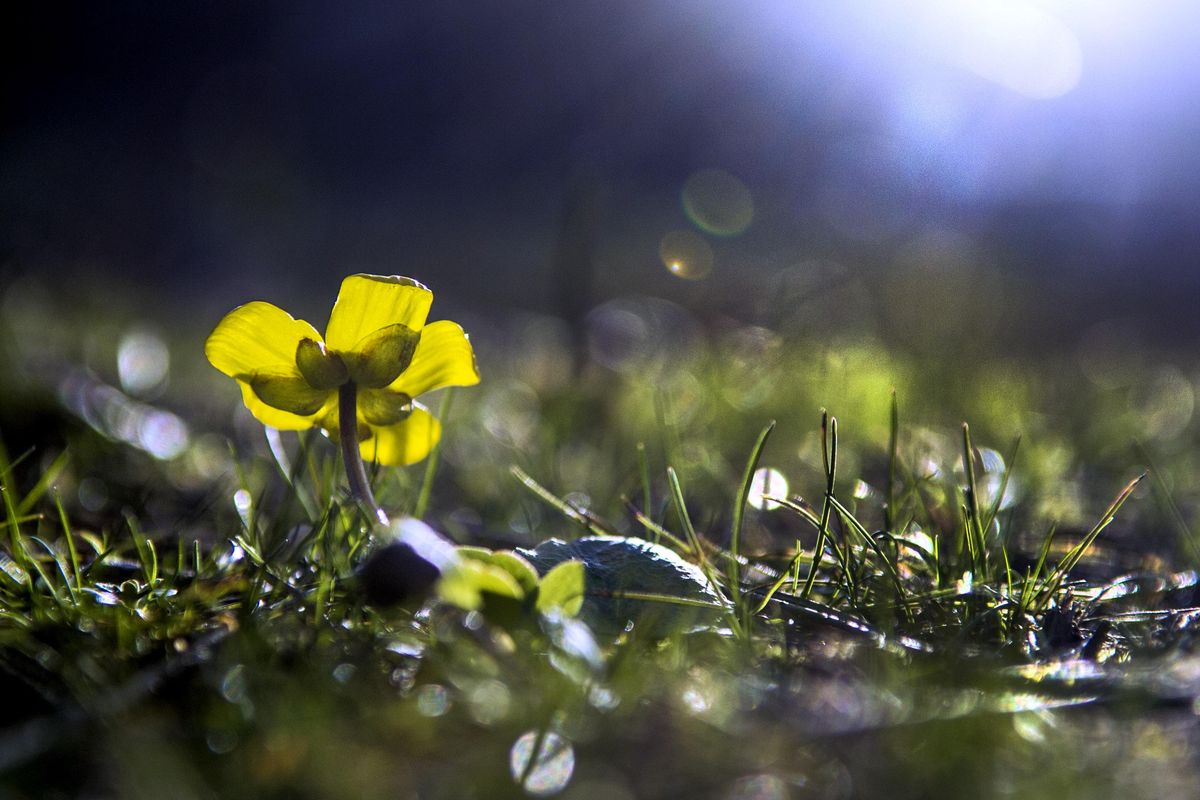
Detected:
left=296, top=337, right=348, bottom=390
left=341, top=323, right=421, bottom=389
left=248, top=373, right=329, bottom=416
left=359, top=389, right=413, bottom=427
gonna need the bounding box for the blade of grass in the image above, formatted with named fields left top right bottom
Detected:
left=414, top=387, right=454, bottom=519
left=637, top=442, right=652, bottom=519
left=754, top=496, right=848, bottom=613
left=623, top=498, right=693, bottom=555
left=124, top=513, right=158, bottom=586
left=1135, top=440, right=1200, bottom=567
left=729, top=420, right=775, bottom=607
left=666, top=466, right=741, bottom=638
left=598, top=588, right=731, bottom=611
left=885, top=389, right=899, bottom=535
left=53, top=494, right=82, bottom=589
left=15, top=451, right=69, bottom=517
left=264, top=428, right=320, bottom=521
left=827, top=495, right=911, bottom=617
left=1, top=470, right=34, bottom=592
left=510, top=466, right=613, bottom=538
left=1035, top=474, right=1144, bottom=612
left=0, top=514, right=43, bottom=532
left=979, top=435, right=1021, bottom=543
left=802, top=411, right=839, bottom=601
left=666, top=467, right=709, bottom=575
left=961, top=422, right=986, bottom=575
left=28, top=536, right=75, bottom=608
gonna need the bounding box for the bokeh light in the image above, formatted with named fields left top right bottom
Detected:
left=1130, top=365, right=1194, bottom=442
left=117, top=328, right=169, bottom=396
left=659, top=229, right=715, bottom=280
left=510, top=730, right=575, bottom=796
left=682, top=168, right=754, bottom=236
left=586, top=297, right=702, bottom=377
left=938, top=0, right=1082, bottom=99
left=725, top=774, right=789, bottom=800
left=747, top=467, right=788, bottom=511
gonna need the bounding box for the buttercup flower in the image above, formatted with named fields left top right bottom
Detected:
left=206, top=274, right=479, bottom=466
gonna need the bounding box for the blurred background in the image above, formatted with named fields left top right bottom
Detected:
left=5, top=0, right=1200, bottom=340
left=3, top=0, right=1200, bottom=554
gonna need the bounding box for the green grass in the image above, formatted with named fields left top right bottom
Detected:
left=2, top=294, right=1200, bottom=799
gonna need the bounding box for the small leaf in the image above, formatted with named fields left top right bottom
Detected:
left=435, top=568, right=482, bottom=611
left=437, top=559, right=525, bottom=611
left=489, top=551, right=540, bottom=595
left=456, top=546, right=494, bottom=560
left=536, top=559, right=585, bottom=616
left=457, top=547, right=540, bottom=595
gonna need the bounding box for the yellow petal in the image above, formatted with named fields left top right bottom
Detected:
left=360, top=404, right=441, bottom=466
left=388, top=320, right=480, bottom=398
left=325, top=275, right=433, bottom=352
left=205, top=301, right=323, bottom=379
left=237, top=380, right=328, bottom=430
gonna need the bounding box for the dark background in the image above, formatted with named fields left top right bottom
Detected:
left=4, top=0, right=1200, bottom=348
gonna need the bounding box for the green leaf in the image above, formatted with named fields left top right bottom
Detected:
left=456, top=547, right=540, bottom=595
left=536, top=559, right=585, bottom=616
left=489, top=551, right=540, bottom=595
left=437, top=559, right=525, bottom=611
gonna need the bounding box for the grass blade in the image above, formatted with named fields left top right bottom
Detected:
left=414, top=388, right=455, bottom=519
left=729, top=420, right=775, bottom=606
left=511, top=466, right=612, bottom=538
left=666, top=466, right=741, bottom=637
left=802, top=411, right=839, bottom=601
left=885, top=389, right=899, bottom=535
left=1035, top=473, right=1145, bottom=611
left=15, top=451, right=69, bottom=517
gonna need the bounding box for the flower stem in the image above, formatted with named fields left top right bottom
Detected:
left=338, top=382, right=389, bottom=526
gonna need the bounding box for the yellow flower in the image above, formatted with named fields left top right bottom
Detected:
left=205, top=274, right=479, bottom=466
